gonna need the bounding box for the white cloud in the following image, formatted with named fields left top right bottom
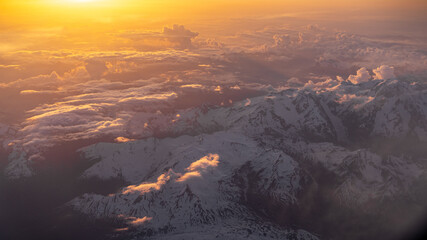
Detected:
left=2, top=21, right=427, bottom=179
left=123, top=154, right=219, bottom=193
left=185, top=154, right=219, bottom=172
left=373, top=65, right=395, bottom=80
left=347, top=67, right=371, bottom=84
left=0, top=71, right=63, bottom=90
left=303, top=78, right=339, bottom=90
left=123, top=171, right=172, bottom=194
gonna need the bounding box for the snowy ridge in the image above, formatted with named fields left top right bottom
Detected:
left=69, top=78, right=427, bottom=238
left=282, top=141, right=423, bottom=205
left=5, top=77, right=426, bottom=179
left=71, top=135, right=312, bottom=238
left=3, top=76, right=426, bottom=238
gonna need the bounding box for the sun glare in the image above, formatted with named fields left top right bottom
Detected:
left=68, top=0, right=95, bottom=2
left=51, top=0, right=100, bottom=5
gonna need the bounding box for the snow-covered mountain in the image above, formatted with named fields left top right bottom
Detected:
left=64, top=78, right=427, bottom=239
left=71, top=135, right=315, bottom=238
left=3, top=76, right=427, bottom=239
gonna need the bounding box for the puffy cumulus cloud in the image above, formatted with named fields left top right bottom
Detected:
left=305, top=24, right=324, bottom=31
left=273, top=34, right=292, bottom=48
left=233, top=22, right=426, bottom=82
left=163, top=25, right=199, bottom=49
left=300, top=65, right=398, bottom=93
left=118, top=25, right=199, bottom=51
left=373, top=65, right=395, bottom=80
left=63, top=66, right=91, bottom=81
left=347, top=67, right=371, bottom=84
left=342, top=66, right=395, bottom=85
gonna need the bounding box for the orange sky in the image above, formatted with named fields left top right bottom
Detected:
left=0, top=0, right=425, bottom=53
left=1, top=0, right=426, bottom=27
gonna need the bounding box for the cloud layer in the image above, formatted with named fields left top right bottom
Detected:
left=1, top=20, right=426, bottom=177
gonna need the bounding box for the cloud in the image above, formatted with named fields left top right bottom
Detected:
left=84, top=61, right=108, bottom=79
left=118, top=215, right=153, bottom=226
left=0, top=65, right=91, bottom=92
left=162, top=25, right=199, bottom=49
left=177, top=154, right=220, bottom=182
left=244, top=98, right=251, bottom=107
left=0, top=71, right=63, bottom=90
left=303, top=78, right=339, bottom=90
left=122, top=154, right=219, bottom=193
left=180, top=84, right=204, bottom=89
left=115, top=137, right=136, bottom=143
left=118, top=92, right=177, bottom=104
left=336, top=93, right=374, bottom=109
left=347, top=67, right=371, bottom=84
left=3, top=20, right=427, bottom=178
left=176, top=171, right=202, bottom=182
left=4, top=62, right=263, bottom=156
left=186, top=154, right=220, bottom=171
left=123, top=171, right=172, bottom=194
left=273, top=34, right=292, bottom=48
left=129, top=216, right=152, bottom=226
left=373, top=65, right=395, bottom=80
left=0, top=64, right=20, bottom=69
left=287, top=77, right=304, bottom=87
left=118, top=25, right=199, bottom=50
left=8, top=77, right=181, bottom=150
left=19, top=89, right=63, bottom=95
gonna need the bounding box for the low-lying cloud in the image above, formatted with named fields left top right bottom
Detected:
left=1, top=21, right=426, bottom=177
left=123, top=154, right=220, bottom=194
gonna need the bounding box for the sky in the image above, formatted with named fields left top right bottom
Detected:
left=1, top=0, right=426, bottom=52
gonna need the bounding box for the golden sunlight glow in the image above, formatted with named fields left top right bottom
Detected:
left=61, top=0, right=95, bottom=3
left=0, top=0, right=424, bottom=54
